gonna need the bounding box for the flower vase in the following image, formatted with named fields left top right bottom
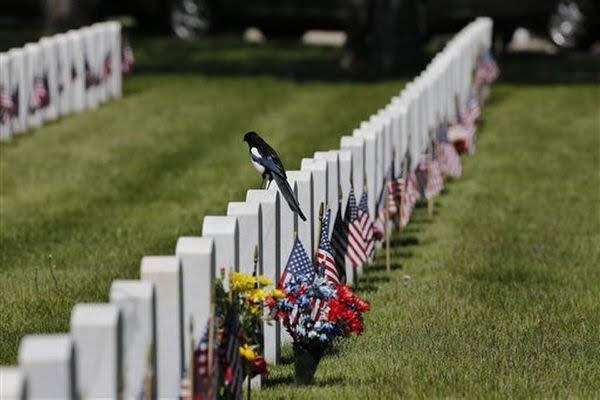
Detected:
left=293, top=344, right=324, bottom=385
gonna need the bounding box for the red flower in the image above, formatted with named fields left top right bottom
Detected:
left=250, top=356, right=268, bottom=377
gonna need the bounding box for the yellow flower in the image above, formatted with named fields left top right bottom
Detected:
left=269, top=289, right=286, bottom=299
left=257, top=275, right=273, bottom=286
left=240, top=344, right=257, bottom=362
left=230, top=272, right=256, bottom=293
left=249, top=289, right=267, bottom=303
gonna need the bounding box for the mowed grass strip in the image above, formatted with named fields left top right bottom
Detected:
left=257, top=83, right=600, bottom=398
left=0, top=36, right=404, bottom=364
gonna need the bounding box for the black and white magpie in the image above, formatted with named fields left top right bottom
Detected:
left=243, top=131, right=307, bottom=221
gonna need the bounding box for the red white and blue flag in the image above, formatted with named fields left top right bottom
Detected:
left=316, top=208, right=340, bottom=285
left=358, top=191, right=375, bottom=258
left=345, top=188, right=368, bottom=268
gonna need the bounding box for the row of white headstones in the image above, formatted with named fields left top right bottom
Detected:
left=0, top=17, right=494, bottom=400
left=0, top=21, right=123, bottom=141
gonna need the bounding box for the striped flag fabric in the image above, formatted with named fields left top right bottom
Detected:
left=316, top=209, right=340, bottom=285
left=279, top=236, right=316, bottom=292
left=425, top=156, right=444, bottom=199
left=345, top=188, right=368, bottom=268
left=478, top=50, right=500, bottom=85
left=103, top=52, right=112, bottom=80
left=221, top=309, right=243, bottom=400
left=330, top=205, right=348, bottom=283
left=387, top=178, right=401, bottom=217
left=439, top=141, right=462, bottom=178
left=122, top=38, right=135, bottom=75
left=358, top=191, right=375, bottom=258
left=181, top=321, right=219, bottom=400
left=1, top=86, right=15, bottom=124
left=29, top=76, right=49, bottom=112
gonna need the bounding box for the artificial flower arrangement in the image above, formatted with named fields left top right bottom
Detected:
left=264, top=266, right=370, bottom=384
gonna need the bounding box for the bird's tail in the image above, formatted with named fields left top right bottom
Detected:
left=272, top=174, right=307, bottom=221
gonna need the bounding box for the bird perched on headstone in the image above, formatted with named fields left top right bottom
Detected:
left=243, top=131, right=307, bottom=221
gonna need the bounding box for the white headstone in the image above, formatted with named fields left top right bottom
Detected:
left=23, top=43, right=43, bottom=129
left=340, top=135, right=365, bottom=197
left=287, top=170, right=314, bottom=258
left=0, top=367, right=27, bottom=400
left=8, top=48, right=27, bottom=134
left=140, top=256, right=183, bottom=399
left=106, top=21, right=123, bottom=99
left=353, top=129, right=377, bottom=217
left=227, top=202, right=262, bottom=275
left=335, top=149, right=355, bottom=285
left=93, top=23, right=108, bottom=104
left=314, top=150, right=340, bottom=237
left=300, top=158, right=328, bottom=255
left=0, top=53, right=11, bottom=141
left=67, top=30, right=85, bottom=113
left=245, top=189, right=281, bottom=364
left=55, top=33, right=72, bottom=117
left=39, top=36, right=59, bottom=121
left=18, top=334, right=77, bottom=400
left=71, top=303, right=122, bottom=400
left=109, top=280, right=156, bottom=400
left=269, top=181, right=297, bottom=275
left=201, top=216, right=239, bottom=285
left=82, top=26, right=99, bottom=109
left=175, top=236, right=215, bottom=373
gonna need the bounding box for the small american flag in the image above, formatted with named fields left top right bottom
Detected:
left=103, top=52, right=112, bottom=80
left=85, top=58, right=99, bottom=89
left=279, top=236, right=315, bottom=291
left=122, top=38, right=135, bottom=75
left=477, top=50, right=500, bottom=86
left=439, top=141, right=462, bottom=178
left=358, top=191, right=375, bottom=258
left=425, top=156, right=444, bottom=200
left=346, top=188, right=368, bottom=268
left=221, top=309, right=243, bottom=400
left=1, top=85, right=15, bottom=124
left=330, top=206, right=348, bottom=283
left=316, top=209, right=340, bottom=285
left=29, top=76, right=49, bottom=112
left=192, top=322, right=219, bottom=400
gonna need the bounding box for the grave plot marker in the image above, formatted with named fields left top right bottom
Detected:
left=314, top=151, right=340, bottom=238
left=8, top=48, right=27, bottom=134
left=227, top=202, right=262, bottom=275
left=23, top=43, right=43, bottom=129
left=0, top=53, right=11, bottom=141
left=269, top=181, right=297, bottom=276
left=18, top=334, right=77, bottom=400
left=110, top=280, right=157, bottom=400
left=39, top=36, right=59, bottom=121
left=340, top=136, right=365, bottom=197
left=300, top=158, right=328, bottom=258
left=354, top=129, right=377, bottom=217
left=175, top=237, right=215, bottom=375
left=287, top=170, right=314, bottom=258
left=246, top=189, right=281, bottom=364
left=201, top=216, right=239, bottom=287
left=141, top=256, right=183, bottom=399
left=0, top=367, right=27, bottom=400
left=67, top=30, right=85, bottom=113
left=71, top=303, right=122, bottom=399
left=337, top=149, right=355, bottom=285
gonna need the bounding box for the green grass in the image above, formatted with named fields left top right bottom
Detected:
left=0, top=36, right=404, bottom=365
left=2, top=34, right=599, bottom=397
left=257, top=83, right=600, bottom=397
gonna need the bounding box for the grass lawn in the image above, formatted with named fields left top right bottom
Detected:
left=1, top=33, right=599, bottom=397
left=0, top=35, right=405, bottom=365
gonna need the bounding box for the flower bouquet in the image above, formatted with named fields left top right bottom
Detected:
left=265, top=236, right=370, bottom=384
left=212, top=269, right=281, bottom=398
